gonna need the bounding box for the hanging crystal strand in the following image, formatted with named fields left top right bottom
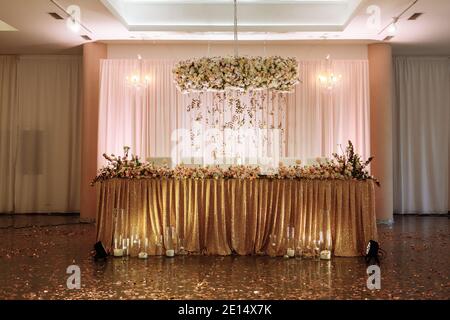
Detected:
left=233, top=0, right=238, bottom=57
left=218, top=92, right=226, bottom=160
left=280, top=93, right=287, bottom=156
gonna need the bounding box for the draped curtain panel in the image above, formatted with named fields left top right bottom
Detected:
left=393, top=57, right=450, bottom=214
left=98, top=59, right=370, bottom=167
left=98, top=59, right=287, bottom=167
left=98, top=60, right=179, bottom=164
left=286, top=60, right=370, bottom=162
left=0, top=55, right=82, bottom=213
left=0, top=56, right=18, bottom=213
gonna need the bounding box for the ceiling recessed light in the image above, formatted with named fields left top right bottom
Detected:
left=383, top=35, right=394, bottom=41
left=408, top=12, right=423, bottom=20
left=81, top=35, right=92, bottom=41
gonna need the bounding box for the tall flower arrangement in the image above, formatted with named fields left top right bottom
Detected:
left=332, top=141, right=380, bottom=185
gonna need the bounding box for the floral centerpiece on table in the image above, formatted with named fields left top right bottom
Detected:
left=274, top=141, right=380, bottom=185
left=90, top=146, right=171, bottom=185
left=91, top=142, right=379, bottom=186
left=173, top=56, right=300, bottom=93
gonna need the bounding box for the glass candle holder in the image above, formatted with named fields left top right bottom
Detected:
left=112, top=208, right=125, bottom=257
left=164, top=226, right=177, bottom=257
left=122, top=238, right=130, bottom=256
left=138, top=237, right=149, bottom=259
left=322, top=209, right=332, bottom=252
left=155, top=234, right=163, bottom=256
left=295, top=239, right=303, bottom=259
left=313, top=240, right=321, bottom=261
left=130, top=226, right=140, bottom=257
left=178, top=237, right=187, bottom=255
left=285, top=226, right=295, bottom=257
left=268, top=234, right=278, bottom=257
left=303, top=237, right=313, bottom=259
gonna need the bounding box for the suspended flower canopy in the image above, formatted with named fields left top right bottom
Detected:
left=173, top=56, right=299, bottom=93
left=170, top=0, right=301, bottom=164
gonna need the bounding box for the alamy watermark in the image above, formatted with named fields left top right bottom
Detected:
left=366, top=265, right=381, bottom=290
left=66, top=265, right=81, bottom=289
left=171, top=126, right=282, bottom=168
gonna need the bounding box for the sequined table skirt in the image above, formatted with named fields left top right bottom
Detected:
left=96, top=179, right=377, bottom=257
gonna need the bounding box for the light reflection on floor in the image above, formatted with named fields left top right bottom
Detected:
left=0, top=215, right=448, bottom=300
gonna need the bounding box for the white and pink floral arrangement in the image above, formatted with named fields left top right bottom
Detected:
left=91, top=142, right=379, bottom=186
left=173, top=56, right=299, bottom=93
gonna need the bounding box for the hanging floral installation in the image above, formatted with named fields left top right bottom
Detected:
left=170, top=1, right=300, bottom=164
left=173, top=56, right=299, bottom=92
left=172, top=57, right=299, bottom=163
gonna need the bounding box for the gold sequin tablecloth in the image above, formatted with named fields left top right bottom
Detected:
left=96, top=178, right=377, bottom=257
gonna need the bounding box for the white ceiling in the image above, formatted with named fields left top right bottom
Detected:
left=0, top=0, right=449, bottom=55
left=101, top=0, right=362, bottom=32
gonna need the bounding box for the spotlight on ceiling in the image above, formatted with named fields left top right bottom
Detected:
left=378, top=0, right=418, bottom=39
left=387, top=22, right=397, bottom=36
left=387, top=16, right=399, bottom=36
left=66, top=4, right=81, bottom=33
left=67, top=17, right=80, bottom=33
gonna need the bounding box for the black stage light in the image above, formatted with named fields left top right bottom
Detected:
left=365, top=240, right=382, bottom=265
left=93, top=241, right=108, bottom=260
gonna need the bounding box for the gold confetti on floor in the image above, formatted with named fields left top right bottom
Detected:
left=0, top=215, right=448, bottom=300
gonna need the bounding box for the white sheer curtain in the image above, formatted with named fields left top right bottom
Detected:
left=98, top=59, right=179, bottom=165
left=0, top=56, right=18, bottom=213
left=393, top=56, right=450, bottom=214
left=98, top=59, right=370, bottom=168
left=286, top=60, right=370, bottom=161
left=13, top=56, right=82, bottom=213
left=0, top=56, right=82, bottom=213
left=99, top=59, right=287, bottom=166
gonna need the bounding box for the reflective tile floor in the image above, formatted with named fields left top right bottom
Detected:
left=0, top=215, right=448, bottom=300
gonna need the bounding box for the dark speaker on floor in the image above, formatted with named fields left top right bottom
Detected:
left=365, top=240, right=381, bottom=265
left=93, top=241, right=108, bottom=260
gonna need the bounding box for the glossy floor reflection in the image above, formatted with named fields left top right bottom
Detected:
left=0, top=215, right=448, bottom=300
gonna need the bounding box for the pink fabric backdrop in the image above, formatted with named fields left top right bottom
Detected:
left=98, top=59, right=370, bottom=167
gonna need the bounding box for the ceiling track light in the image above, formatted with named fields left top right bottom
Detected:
left=387, top=17, right=398, bottom=36
left=378, top=0, right=419, bottom=37
left=49, top=0, right=93, bottom=35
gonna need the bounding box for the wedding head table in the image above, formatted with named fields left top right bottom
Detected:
left=96, top=177, right=377, bottom=257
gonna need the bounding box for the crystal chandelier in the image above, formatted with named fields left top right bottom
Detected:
left=126, top=55, right=151, bottom=89
left=318, top=55, right=342, bottom=90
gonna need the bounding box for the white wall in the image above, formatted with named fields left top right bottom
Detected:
left=107, top=43, right=368, bottom=60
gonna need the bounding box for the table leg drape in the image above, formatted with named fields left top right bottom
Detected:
left=96, top=179, right=377, bottom=257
